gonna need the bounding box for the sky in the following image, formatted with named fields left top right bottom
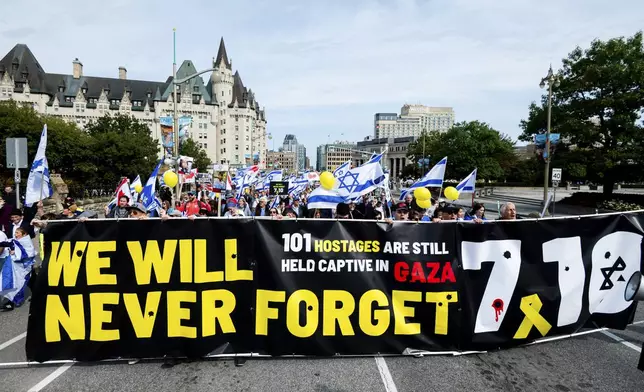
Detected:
left=1, top=0, right=643, bottom=166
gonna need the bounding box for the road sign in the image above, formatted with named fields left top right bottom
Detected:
left=5, top=137, right=28, bottom=169
left=551, top=168, right=562, bottom=182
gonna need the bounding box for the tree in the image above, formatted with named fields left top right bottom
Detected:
left=406, top=121, right=517, bottom=180
left=84, top=114, right=159, bottom=187
left=520, top=32, right=644, bottom=197
left=0, top=101, right=94, bottom=186
left=179, top=138, right=212, bottom=172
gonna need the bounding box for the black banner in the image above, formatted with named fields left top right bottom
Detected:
left=26, top=213, right=644, bottom=361
left=269, top=181, right=289, bottom=196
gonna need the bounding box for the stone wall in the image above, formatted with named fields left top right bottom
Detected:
left=41, top=196, right=112, bottom=214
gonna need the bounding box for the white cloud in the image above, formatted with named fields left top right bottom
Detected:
left=1, top=0, right=642, bottom=165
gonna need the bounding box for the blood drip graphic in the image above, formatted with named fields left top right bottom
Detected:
left=492, top=298, right=504, bottom=322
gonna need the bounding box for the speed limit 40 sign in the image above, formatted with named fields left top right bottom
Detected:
left=552, top=168, right=562, bottom=182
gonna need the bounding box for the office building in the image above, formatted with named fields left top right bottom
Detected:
left=267, top=150, right=296, bottom=174
left=355, top=136, right=416, bottom=179
left=282, top=134, right=307, bottom=172
left=316, top=141, right=356, bottom=172
left=374, top=104, right=454, bottom=138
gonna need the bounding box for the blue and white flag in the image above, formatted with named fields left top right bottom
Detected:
left=333, top=160, right=351, bottom=178
left=456, top=168, right=477, bottom=193
left=288, top=178, right=308, bottom=196
left=399, top=156, right=447, bottom=200
left=261, top=170, right=283, bottom=191
left=129, top=175, right=142, bottom=203
left=25, top=125, right=53, bottom=206
left=140, top=159, right=163, bottom=212
left=236, top=166, right=260, bottom=198
left=308, top=154, right=385, bottom=209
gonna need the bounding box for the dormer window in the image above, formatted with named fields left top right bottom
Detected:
left=82, top=87, right=87, bottom=94
left=147, top=91, right=152, bottom=98
left=193, top=86, right=199, bottom=92
left=58, top=86, right=64, bottom=92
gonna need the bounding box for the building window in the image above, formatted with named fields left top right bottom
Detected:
left=58, top=87, right=64, bottom=92
left=203, top=143, right=207, bottom=148
left=222, top=91, right=224, bottom=97
left=193, top=86, right=199, bottom=92
left=235, top=135, right=239, bottom=140
left=235, top=145, right=239, bottom=150
left=199, top=123, right=203, bottom=129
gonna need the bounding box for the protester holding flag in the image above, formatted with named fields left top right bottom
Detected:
left=0, top=226, right=35, bottom=310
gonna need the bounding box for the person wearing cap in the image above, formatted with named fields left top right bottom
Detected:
left=393, top=201, right=409, bottom=221
left=63, top=197, right=84, bottom=216
left=125, top=203, right=149, bottom=220
left=224, top=198, right=245, bottom=218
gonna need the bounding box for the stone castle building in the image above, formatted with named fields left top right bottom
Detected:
left=0, top=39, right=267, bottom=168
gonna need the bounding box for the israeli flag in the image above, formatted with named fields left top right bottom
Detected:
left=130, top=175, right=142, bottom=202
left=333, top=160, right=351, bottom=178
left=399, top=157, right=447, bottom=200
left=25, top=125, right=53, bottom=206
left=456, top=168, right=477, bottom=193
left=308, top=154, right=385, bottom=209
left=140, top=159, right=163, bottom=212
left=262, top=170, right=283, bottom=191
left=288, top=178, right=308, bottom=196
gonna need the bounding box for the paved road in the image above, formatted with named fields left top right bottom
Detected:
left=1, top=303, right=643, bottom=391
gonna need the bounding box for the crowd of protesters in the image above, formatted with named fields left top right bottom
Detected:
left=0, top=178, right=520, bottom=312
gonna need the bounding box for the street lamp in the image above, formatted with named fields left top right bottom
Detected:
left=171, top=68, right=218, bottom=200
left=539, top=65, right=561, bottom=204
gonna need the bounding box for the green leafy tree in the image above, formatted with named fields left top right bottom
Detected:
left=180, top=138, right=212, bottom=172
left=0, top=101, right=94, bottom=186
left=520, top=32, right=644, bottom=197
left=406, top=121, right=517, bottom=180
left=85, top=114, right=159, bottom=188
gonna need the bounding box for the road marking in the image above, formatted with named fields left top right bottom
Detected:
left=27, top=363, right=74, bottom=392
left=600, top=330, right=642, bottom=353
left=0, top=332, right=26, bottom=351
left=375, top=356, right=398, bottom=392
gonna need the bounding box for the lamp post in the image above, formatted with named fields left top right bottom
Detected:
left=539, top=65, right=560, bottom=204
left=172, top=29, right=222, bottom=200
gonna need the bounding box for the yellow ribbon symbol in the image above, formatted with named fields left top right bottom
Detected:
left=513, top=294, right=552, bottom=339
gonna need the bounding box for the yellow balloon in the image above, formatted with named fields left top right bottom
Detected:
left=163, top=170, right=178, bottom=188
left=319, top=171, right=336, bottom=190
left=413, top=187, right=431, bottom=201
left=444, top=186, right=459, bottom=201
left=134, top=184, right=143, bottom=193
left=417, top=198, right=431, bottom=209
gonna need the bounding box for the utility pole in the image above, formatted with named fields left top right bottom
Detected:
left=539, top=65, right=560, bottom=204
